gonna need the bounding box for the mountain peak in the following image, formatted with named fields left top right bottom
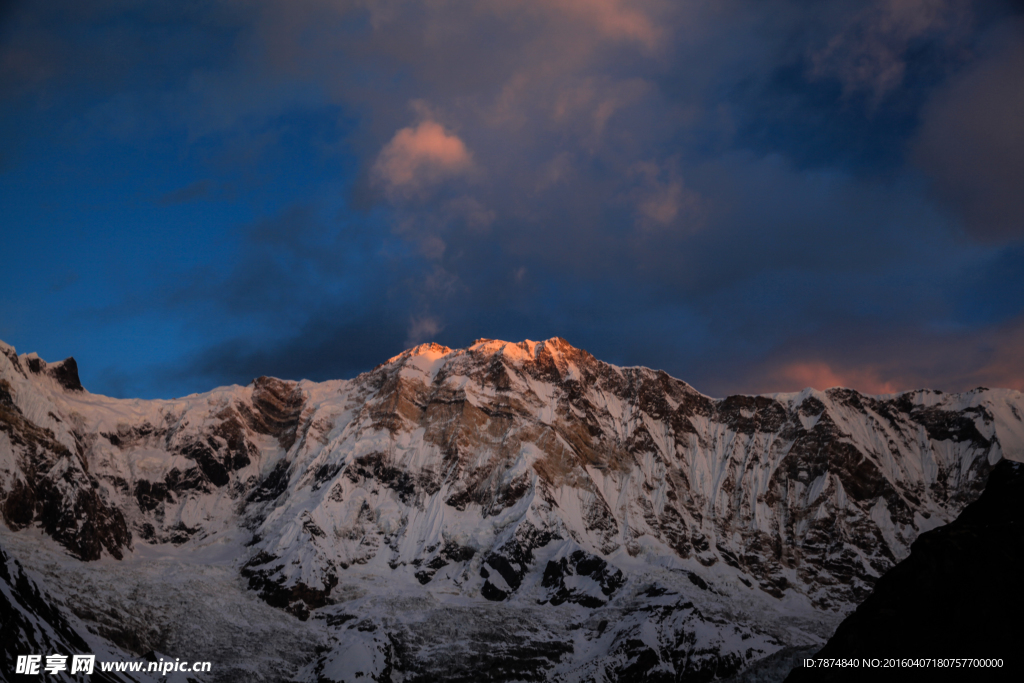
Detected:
left=9, top=348, right=85, bottom=392
left=467, top=336, right=586, bottom=362
left=384, top=337, right=593, bottom=372
left=49, top=357, right=84, bottom=392
left=389, top=341, right=453, bottom=362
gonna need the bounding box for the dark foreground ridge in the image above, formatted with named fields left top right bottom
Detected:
left=785, top=459, right=1024, bottom=682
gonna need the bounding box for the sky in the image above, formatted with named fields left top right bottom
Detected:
left=1, top=0, right=1022, bottom=399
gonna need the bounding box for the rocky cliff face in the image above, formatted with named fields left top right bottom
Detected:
left=1, top=337, right=1022, bottom=682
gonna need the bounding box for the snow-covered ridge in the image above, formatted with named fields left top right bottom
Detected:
left=1, top=337, right=1022, bottom=682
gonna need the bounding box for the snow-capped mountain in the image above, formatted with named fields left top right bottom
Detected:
left=2, top=338, right=1022, bottom=682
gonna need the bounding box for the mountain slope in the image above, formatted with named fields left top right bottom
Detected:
left=1, top=337, right=1022, bottom=681
left=0, top=537, right=202, bottom=683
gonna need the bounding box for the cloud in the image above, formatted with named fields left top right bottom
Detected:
left=372, top=119, right=473, bottom=198
left=913, top=22, right=1024, bottom=241
left=708, top=311, right=1024, bottom=397
left=405, top=316, right=443, bottom=347
left=628, top=160, right=704, bottom=231
left=5, top=0, right=1023, bottom=402
left=48, top=271, right=80, bottom=294
left=156, top=179, right=212, bottom=206
left=770, top=361, right=899, bottom=394
left=173, top=310, right=410, bottom=390
left=360, top=0, right=666, bottom=58
left=540, top=0, right=664, bottom=50
left=808, top=0, right=969, bottom=102
left=971, top=318, right=1024, bottom=391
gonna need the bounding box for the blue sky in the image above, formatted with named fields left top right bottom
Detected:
left=1, top=0, right=1022, bottom=398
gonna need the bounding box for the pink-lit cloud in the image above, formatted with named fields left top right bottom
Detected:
left=541, top=0, right=664, bottom=49
left=745, top=316, right=1024, bottom=397
left=972, top=322, right=1024, bottom=392
left=771, top=361, right=900, bottom=394
left=372, top=120, right=473, bottom=197
left=628, top=160, right=704, bottom=231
